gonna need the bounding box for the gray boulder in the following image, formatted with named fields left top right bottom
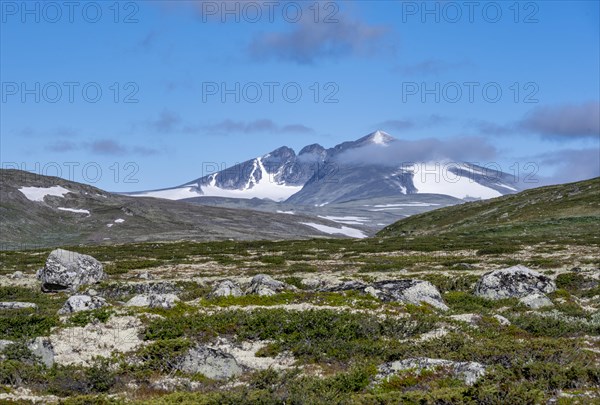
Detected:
left=247, top=274, right=289, bottom=296
left=519, top=292, right=554, bottom=309
left=0, top=302, right=37, bottom=310
left=38, top=249, right=105, bottom=292
left=376, top=357, right=486, bottom=385
left=474, top=265, right=556, bottom=300
left=58, top=295, right=108, bottom=315
left=28, top=337, right=54, bottom=367
left=368, top=280, right=449, bottom=311
left=178, top=346, right=244, bottom=380
left=125, top=293, right=180, bottom=309
left=210, top=280, right=244, bottom=298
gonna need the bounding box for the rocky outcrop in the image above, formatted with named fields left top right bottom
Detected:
left=210, top=280, right=243, bottom=298
left=322, top=280, right=368, bottom=292
left=95, top=281, right=180, bottom=300
left=38, top=249, right=104, bottom=292
left=125, top=293, right=180, bottom=309
left=368, top=280, right=449, bottom=311
left=178, top=346, right=244, bottom=380
left=376, top=357, right=486, bottom=385
left=58, top=295, right=108, bottom=315
left=474, top=265, right=556, bottom=300
left=320, top=278, right=448, bottom=310
left=247, top=274, right=290, bottom=296
left=0, top=302, right=37, bottom=310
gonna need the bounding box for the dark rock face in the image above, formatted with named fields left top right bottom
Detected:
left=38, top=249, right=104, bottom=293
left=474, top=265, right=556, bottom=300
left=320, top=280, right=368, bottom=292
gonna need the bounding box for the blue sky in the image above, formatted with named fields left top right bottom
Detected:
left=1, top=0, right=598, bottom=191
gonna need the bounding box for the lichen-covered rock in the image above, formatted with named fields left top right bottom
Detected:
left=520, top=293, right=554, bottom=309
left=28, top=337, right=54, bottom=367
left=369, top=280, right=449, bottom=311
left=178, top=346, right=244, bottom=380
left=125, top=293, right=180, bottom=309
left=38, top=249, right=104, bottom=292
left=210, top=280, right=243, bottom=298
left=10, top=271, right=24, bottom=279
left=247, top=274, right=288, bottom=296
left=376, top=357, right=486, bottom=385
left=0, top=302, right=37, bottom=310
left=58, top=295, right=108, bottom=315
left=474, top=265, right=556, bottom=300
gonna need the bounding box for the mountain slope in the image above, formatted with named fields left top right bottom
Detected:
left=128, top=131, right=521, bottom=204
left=377, top=177, right=600, bottom=242
left=0, top=170, right=370, bottom=249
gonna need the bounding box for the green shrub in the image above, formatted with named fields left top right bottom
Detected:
left=144, top=309, right=437, bottom=363
left=68, top=308, right=113, bottom=327
left=0, top=313, right=59, bottom=340
left=136, top=338, right=192, bottom=373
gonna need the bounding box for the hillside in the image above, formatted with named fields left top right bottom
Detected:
left=378, top=177, right=600, bottom=244
left=0, top=170, right=369, bottom=249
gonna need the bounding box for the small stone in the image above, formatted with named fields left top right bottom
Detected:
left=493, top=315, right=511, bottom=325
left=11, top=271, right=24, bottom=279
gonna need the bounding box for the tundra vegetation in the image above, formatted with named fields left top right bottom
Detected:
left=0, top=178, right=599, bottom=404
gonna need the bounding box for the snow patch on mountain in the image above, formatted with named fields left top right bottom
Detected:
left=19, top=186, right=71, bottom=202
left=199, top=158, right=302, bottom=202
left=409, top=163, right=503, bottom=199
left=135, top=187, right=201, bottom=200
left=57, top=207, right=90, bottom=215
left=318, top=216, right=370, bottom=225
left=371, top=130, right=392, bottom=146
left=301, top=223, right=367, bottom=238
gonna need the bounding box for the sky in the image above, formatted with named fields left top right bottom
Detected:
left=1, top=0, right=599, bottom=192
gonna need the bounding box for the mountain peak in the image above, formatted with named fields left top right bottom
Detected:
left=368, top=130, right=394, bottom=145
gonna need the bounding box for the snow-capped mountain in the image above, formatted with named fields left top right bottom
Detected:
left=129, top=131, right=520, bottom=204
